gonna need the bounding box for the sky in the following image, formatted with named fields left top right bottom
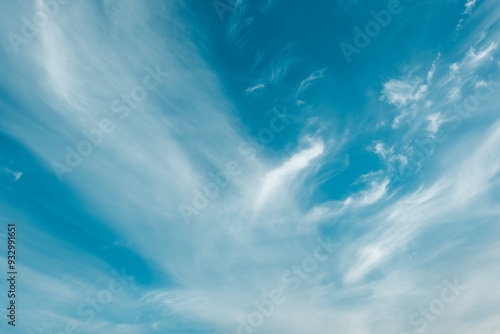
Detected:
left=1, top=0, right=500, bottom=333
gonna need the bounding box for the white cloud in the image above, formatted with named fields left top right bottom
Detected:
left=256, top=141, right=324, bottom=209
left=344, top=179, right=390, bottom=207
left=305, top=177, right=390, bottom=223
left=426, top=113, right=445, bottom=137
left=245, top=82, right=265, bottom=93
left=296, top=68, right=326, bottom=96
left=368, top=141, right=394, bottom=160
left=4, top=168, right=22, bottom=181
left=448, top=86, right=462, bottom=100
left=475, top=80, right=487, bottom=88
left=343, top=119, right=500, bottom=284
left=266, top=43, right=302, bottom=84
left=464, top=0, right=478, bottom=14
left=466, top=42, right=498, bottom=66
left=426, top=53, right=440, bottom=84
left=344, top=246, right=387, bottom=283
left=380, top=55, right=438, bottom=111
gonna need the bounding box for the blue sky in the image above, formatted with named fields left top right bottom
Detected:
left=1, top=0, right=500, bottom=333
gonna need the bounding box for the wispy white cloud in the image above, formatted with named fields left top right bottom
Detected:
left=368, top=141, right=394, bottom=160
left=465, top=41, right=498, bottom=66
left=344, top=119, right=500, bottom=284
left=256, top=141, right=324, bottom=209
left=426, top=112, right=445, bottom=137
left=380, top=54, right=440, bottom=113
left=245, top=82, right=266, bottom=93
left=344, top=179, right=390, bottom=207
left=456, top=0, right=480, bottom=31
left=4, top=168, right=22, bottom=181
left=448, top=86, right=462, bottom=100
left=296, top=68, right=326, bottom=96
left=306, top=175, right=390, bottom=223
left=426, top=53, right=440, bottom=84
left=380, top=78, right=426, bottom=107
